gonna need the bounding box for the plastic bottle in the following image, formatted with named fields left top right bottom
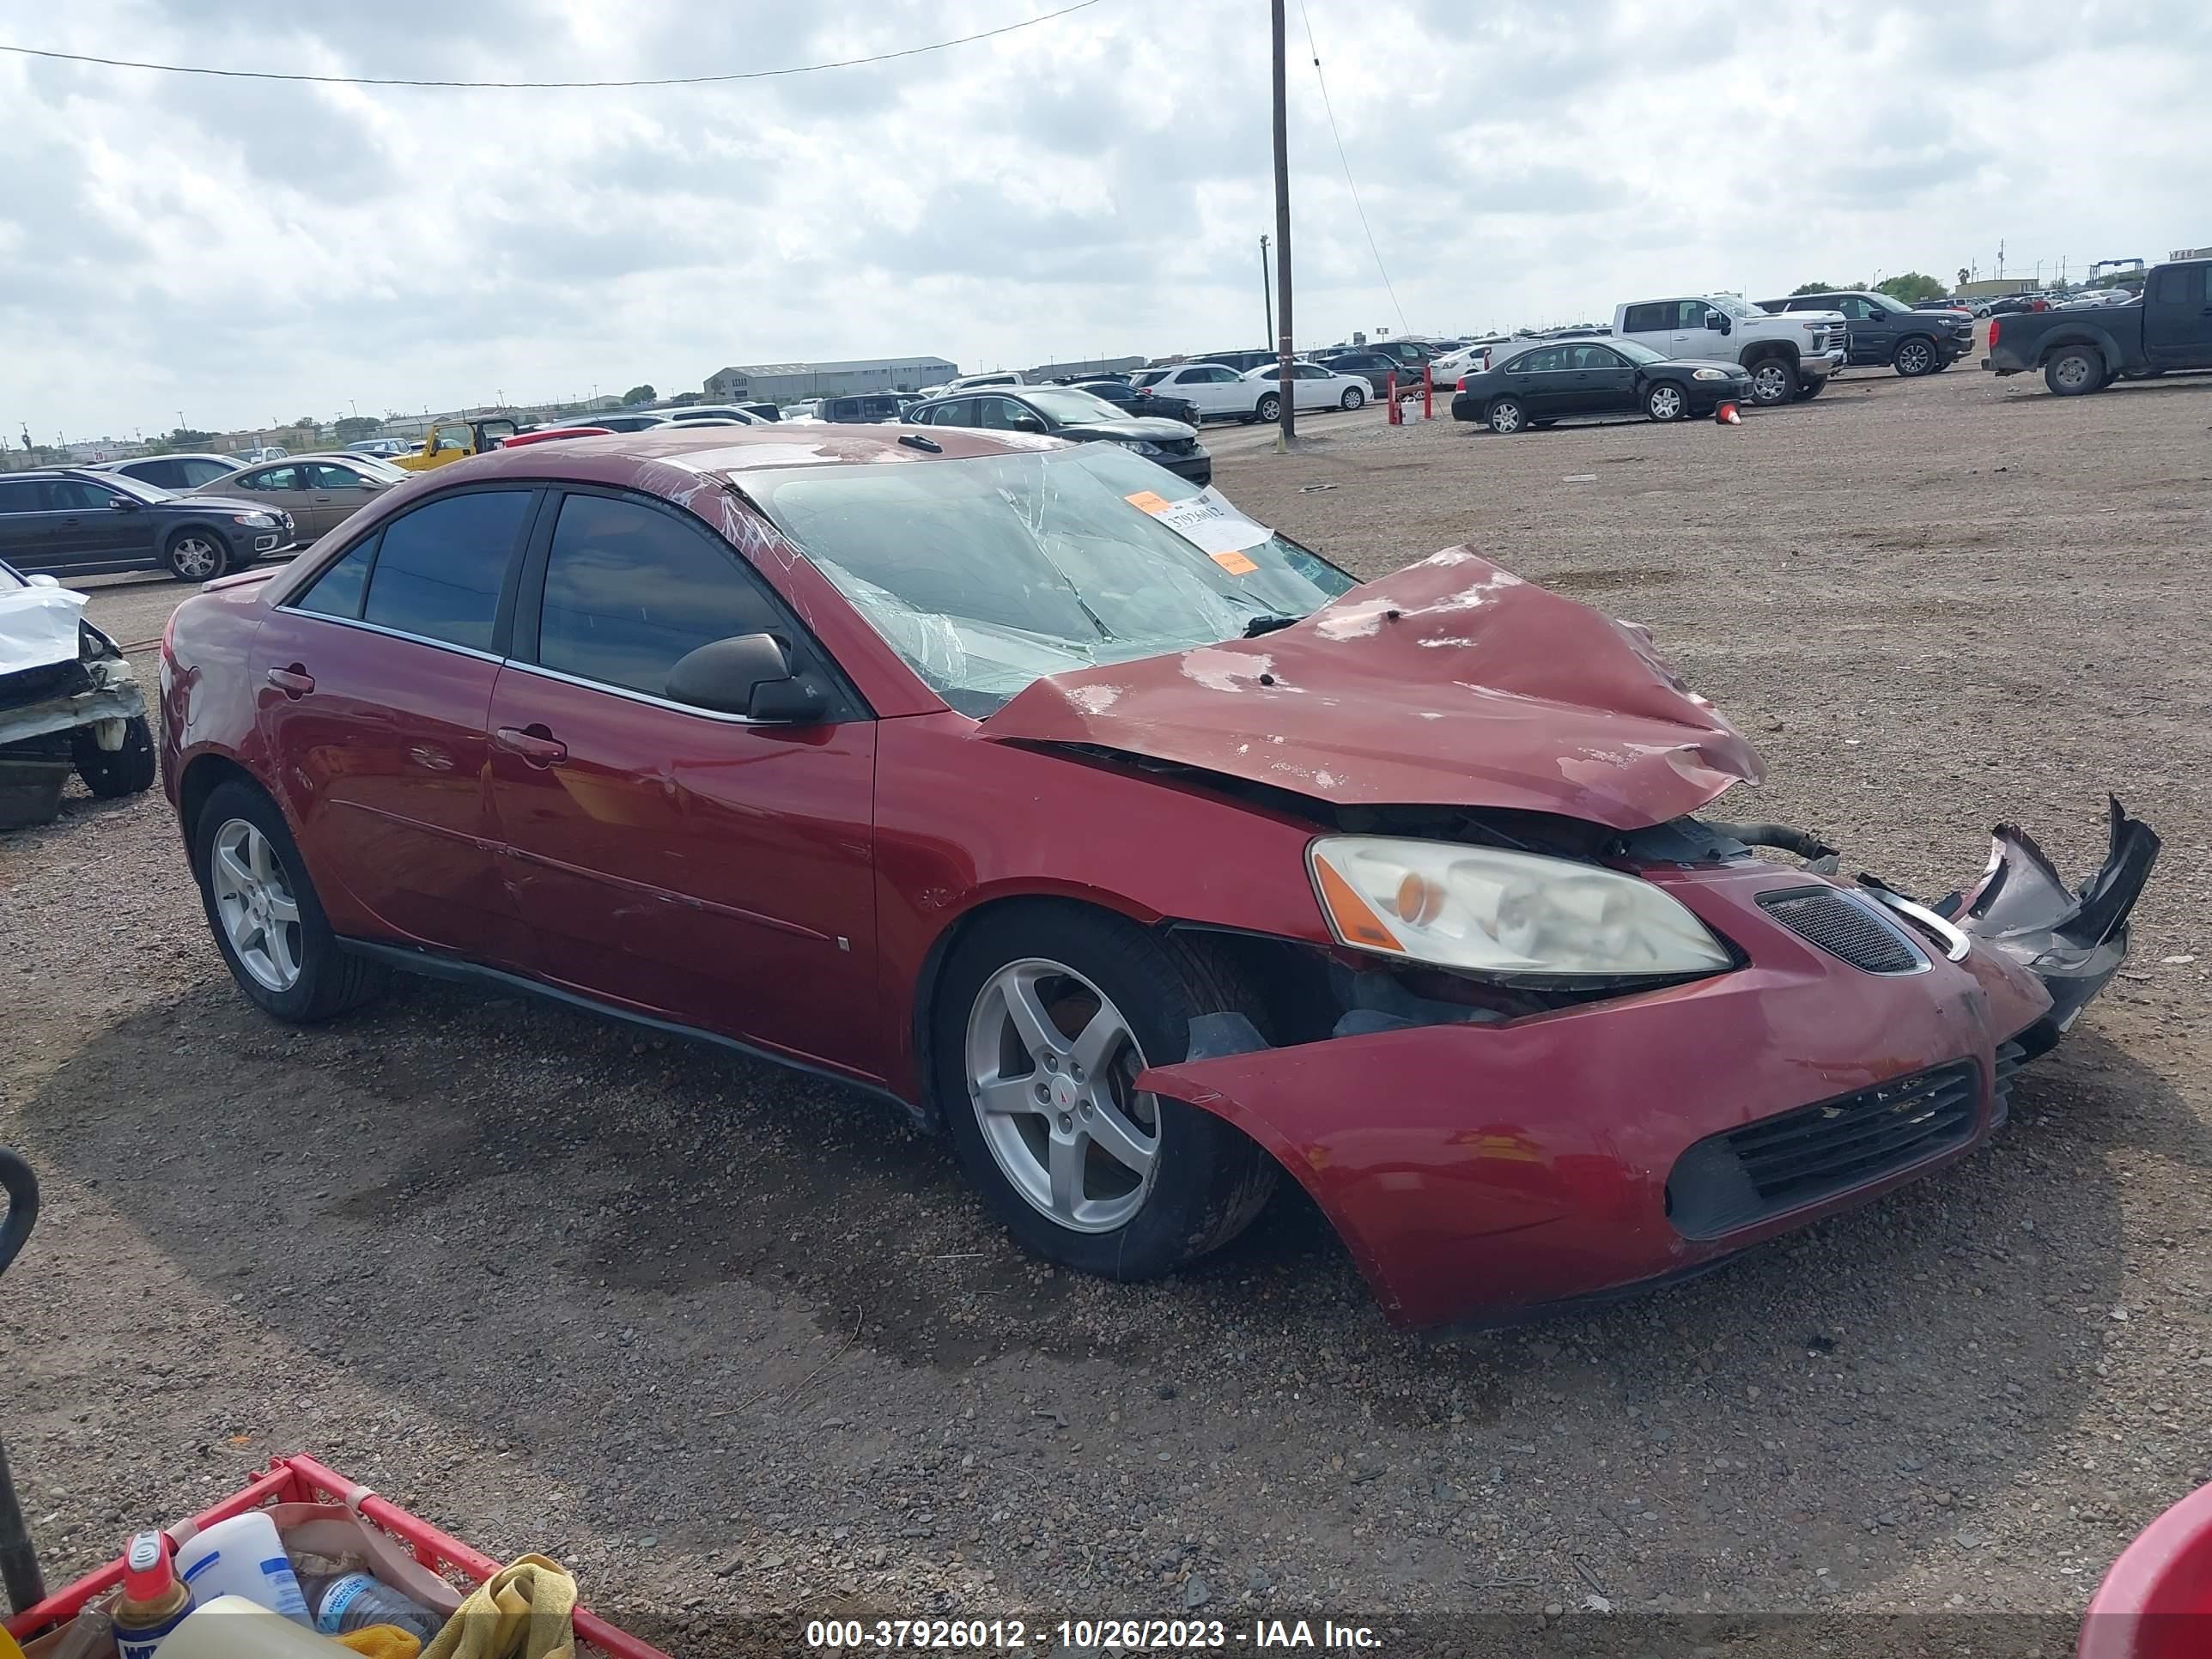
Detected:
left=155, top=1595, right=338, bottom=1659
left=173, top=1511, right=311, bottom=1626
left=112, top=1529, right=196, bottom=1659
left=299, top=1569, right=445, bottom=1643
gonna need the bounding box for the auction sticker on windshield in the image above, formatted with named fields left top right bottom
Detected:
left=1126, top=486, right=1271, bottom=566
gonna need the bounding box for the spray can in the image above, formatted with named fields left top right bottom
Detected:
left=112, top=1529, right=196, bottom=1659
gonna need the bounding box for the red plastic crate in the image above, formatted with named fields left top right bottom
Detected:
left=3, top=1453, right=670, bottom=1658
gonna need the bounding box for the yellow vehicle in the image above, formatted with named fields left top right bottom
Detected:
left=391, top=416, right=521, bottom=471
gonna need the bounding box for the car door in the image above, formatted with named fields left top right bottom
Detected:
left=1505, top=345, right=1568, bottom=414
left=0, top=477, right=54, bottom=572
left=43, top=476, right=154, bottom=573
left=1668, top=299, right=1720, bottom=359
left=1290, top=362, right=1333, bottom=409
left=301, top=461, right=386, bottom=537
left=1186, top=366, right=1248, bottom=417
left=227, top=465, right=317, bottom=528
left=485, top=486, right=882, bottom=1078
left=253, top=485, right=538, bottom=962
left=2145, top=263, right=2212, bottom=368
left=1562, top=343, right=1638, bottom=414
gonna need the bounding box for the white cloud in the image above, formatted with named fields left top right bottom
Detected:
left=4, top=0, right=2209, bottom=440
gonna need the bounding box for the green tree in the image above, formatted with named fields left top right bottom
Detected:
left=1875, top=272, right=1947, bottom=304
left=1957, top=266, right=1972, bottom=290
left=159, top=428, right=217, bottom=451
left=333, top=416, right=380, bottom=441
left=622, top=383, right=656, bottom=405
left=1790, top=281, right=1835, bottom=295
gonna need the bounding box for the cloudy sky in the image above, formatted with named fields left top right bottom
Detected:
left=5, top=0, right=2208, bottom=441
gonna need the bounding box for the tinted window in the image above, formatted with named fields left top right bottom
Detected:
left=246, top=466, right=300, bottom=491
left=0, top=479, right=43, bottom=514
left=1570, top=343, right=1624, bottom=369
left=927, top=398, right=977, bottom=427
left=127, top=459, right=182, bottom=489
left=175, top=459, right=234, bottom=487
left=1200, top=366, right=1241, bottom=383
left=1620, top=303, right=1671, bottom=333
left=976, top=398, right=1045, bottom=432
left=295, top=536, right=376, bottom=620
left=538, top=494, right=783, bottom=702
left=1294, top=363, right=1331, bottom=380
left=2151, top=265, right=2200, bottom=304
left=1515, top=347, right=1567, bottom=373
left=307, top=463, right=364, bottom=489
left=46, top=478, right=123, bottom=511
left=362, top=489, right=532, bottom=652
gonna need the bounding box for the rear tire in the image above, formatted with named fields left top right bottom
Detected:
left=2045, top=347, right=2104, bottom=396
left=933, top=904, right=1279, bottom=1280
left=1893, top=337, right=1938, bottom=377
left=191, top=778, right=389, bottom=1022
left=1254, top=392, right=1282, bottom=423
left=1795, top=374, right=1827, bottom=401
left=1487, top=398, right=1527, bottom=434
left=164, top=528, right=231, bottom=582
left=1340, top=386, right=1365, bottom=410
left=1747, top=357, right=1798, bottom=406
left=70, top=714, right=155, bottom=798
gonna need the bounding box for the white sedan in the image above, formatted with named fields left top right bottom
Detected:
left=1235, top=361, right=1373, bottom=421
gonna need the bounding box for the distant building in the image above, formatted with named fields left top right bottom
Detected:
left=2172, top=246, right=2212, bottom=262
left=702, top=357, right=958, bottom=404
left=1957, top=277, right=2039, bottom=300
left=1025, top=355, right=1146, bottom=381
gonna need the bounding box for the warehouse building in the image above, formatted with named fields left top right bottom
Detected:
left=702, top=357, right=958, bottom=404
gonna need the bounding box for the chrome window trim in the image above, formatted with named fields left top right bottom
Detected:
left=495, top=656, right=778, bottom=726
left=266, top=606, right=504, bottom=665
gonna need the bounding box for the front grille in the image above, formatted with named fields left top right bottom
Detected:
left=1990, top=1038, right=2027, bottom=1128
left=1667, top=1060, right=1982, bottom=1238
left=1759, top=886, right=1928, bottom=975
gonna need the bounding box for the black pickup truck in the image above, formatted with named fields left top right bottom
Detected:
left=1983, top=258, right=2212, bottom=393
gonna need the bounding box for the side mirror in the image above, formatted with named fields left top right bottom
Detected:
left=665, top=632, right=826, bottom=722
left=26, top=573, right=59, bottom=588
left=111, top=495, right=142, bottom=510
left=1704, top=311, right=1729, bottom=332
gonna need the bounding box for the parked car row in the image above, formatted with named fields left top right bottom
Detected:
left=0, top=465, right=297, bottom=580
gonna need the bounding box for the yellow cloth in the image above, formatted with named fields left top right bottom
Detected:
left=420, top=1555, right=576, bottom=1659
left=337, top=1628, right=422, bottom=1659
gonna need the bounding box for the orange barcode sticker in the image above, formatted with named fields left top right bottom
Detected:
left=1124, top=490, right=1170, bottom=514
left=1211, top=550, right=1260, bottom=575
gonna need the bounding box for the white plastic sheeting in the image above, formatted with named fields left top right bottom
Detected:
left=0, top=580, right=88, bottom=677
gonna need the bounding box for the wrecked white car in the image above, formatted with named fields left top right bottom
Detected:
left=0, top=559, right=155, bottom=828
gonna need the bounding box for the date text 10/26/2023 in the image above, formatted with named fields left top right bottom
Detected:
left=803, top=1617, right=1383, bottom=1650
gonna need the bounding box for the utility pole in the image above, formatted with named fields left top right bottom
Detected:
left=1270, top=0, right=1296, bottom=448
left=1260, top=234, right=1273, bottom=351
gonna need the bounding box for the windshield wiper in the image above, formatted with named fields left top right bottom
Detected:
left=1242, top=614, right=1301, bottom=637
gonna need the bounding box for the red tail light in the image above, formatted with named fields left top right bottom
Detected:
left=1988, top=319, right=2000, bottom=349
left=1457, top=375, right=1471, bottom=392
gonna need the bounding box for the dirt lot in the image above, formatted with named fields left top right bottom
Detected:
left=5, top=362, right=2212, bottom=1654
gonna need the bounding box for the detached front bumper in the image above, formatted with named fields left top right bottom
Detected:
left=1138, top=803, right=2157, bottom=1329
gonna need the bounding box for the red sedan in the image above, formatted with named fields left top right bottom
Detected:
left=157, top=425, right=2157, bottom=1328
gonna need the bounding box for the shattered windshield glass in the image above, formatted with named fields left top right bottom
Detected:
left=738, top=444, right=1357, bottom=716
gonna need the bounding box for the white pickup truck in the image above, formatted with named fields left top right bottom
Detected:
left=1611, top=294, right=1847, bottom=405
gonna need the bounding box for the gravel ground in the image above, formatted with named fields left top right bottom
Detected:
left=4, top=358, right=2211, bottom=1656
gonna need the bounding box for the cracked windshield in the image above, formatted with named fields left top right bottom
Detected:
left=740, top=443, right=1356, bottom=714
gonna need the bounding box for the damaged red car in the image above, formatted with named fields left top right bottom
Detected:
left=158, top=425, right=2158, bottom=1328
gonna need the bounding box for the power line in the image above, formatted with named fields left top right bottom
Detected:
left=1297, top=0, right=1406, bottom=335
left=0, top=1, right=1100, bottom=90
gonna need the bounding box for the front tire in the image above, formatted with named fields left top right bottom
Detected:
left=1340, top=386, right=1365, bottom=410
left=71, top=714, right=155, bottom=798
left=191, top=779, right=388, bottom=1021
left=1893, top=337, right=1937, bottom=377
left=165, top=528, right=231, bottom=582
left=1795, top=374, right=1826, bottom=401
left=1644, top=381, right=1687, bottom=422
left=1487, top=397, right=1527, bottom=434
left=1747, top=357, right=1798, bottom=406
left=1254, top=392, right=1282, bottom=423
left=2046, top=347, right=2104, bottom=396
left=933, top=905, right=1279, bottom=1280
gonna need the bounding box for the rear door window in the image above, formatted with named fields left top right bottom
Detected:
left=174, top=459, right=234, bottom=487
left=360, top=489, right=533, bottom=653
left=1620, top=304, right=1671, bottom=333
left=0, top=479, right=44, bottom=515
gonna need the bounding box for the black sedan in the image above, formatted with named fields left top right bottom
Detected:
left=0, top=466, right=297, bottom=580
left=1069, top=379, right=1201, bottom=428
left=1450, top=338, right=1753, bottom=433
left=904, top=386, right=1212, bottom=484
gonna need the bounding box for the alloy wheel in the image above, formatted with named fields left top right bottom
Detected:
left=965, top=958, right=1158, bottom=1234
left=1648, top=385, right=1685, bottom=421
left=1489, top=401, right=1523, bottom=434
left=209, top=817, right=303, bottom=991
left=169, top=536, right=220, bottom=580
left=1896, top=340, right=1934, bottom=375
left=1751, top=363, right=1793, bottom=404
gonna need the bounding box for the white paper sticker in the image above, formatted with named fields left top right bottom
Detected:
left=1128, top=487, right=1273, bottom=557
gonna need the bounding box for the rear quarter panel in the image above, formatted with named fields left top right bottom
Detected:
left=160, top=574, right=276, bottom=813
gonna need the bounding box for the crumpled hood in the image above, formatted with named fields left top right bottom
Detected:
left=980, top=549, right=1765, bottom=830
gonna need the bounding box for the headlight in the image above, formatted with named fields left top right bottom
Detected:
left=1121, top=440, right=1168, bottom=457
left=1308, top=836, right=1731, bottom=978
left=231, top=513, right=274, bottom=526
left=1692, top=367, right=1729, bottom=380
